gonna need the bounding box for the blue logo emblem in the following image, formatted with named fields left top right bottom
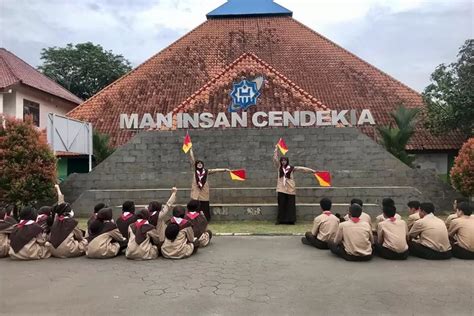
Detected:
left=229, top=76, right=264, bottom=112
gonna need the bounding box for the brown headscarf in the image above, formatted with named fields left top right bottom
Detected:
left=49, top=204, right=79, bottom=248
left=87, top=208, right=117, bottom=242
left=130, top=209, right=155, bottom=245
left=9, top=207, right=43, bottom=253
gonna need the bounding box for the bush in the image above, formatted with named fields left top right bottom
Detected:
left=0, top=117, right=57, bottom=209
left=450, top=138, right=474, bottom=197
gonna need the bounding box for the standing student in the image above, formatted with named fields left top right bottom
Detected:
left=126, top=209, right=161, bottom=260
left=116, top=201, right=137, bottom=239
left=329, top=204, right=374, bottom=261
left=273, top=145, right=316, bottom=225
left=87, top=208, right=126, bottom=259
left=343, top=199, right=372, bottom=224
left=408, top=202, right=452, bottom=260
left=148, top=187, right=178, bottom=243
left=186, top=200, right=212, bottom=248
left=374, top=205, right=409, bottom=260
left=301, top=198, right=339, bottom=249
left=36, top=206, right=53, bottom=234
left=448, top=202, right=474, bottom=260
left=187, top=148, right=230, bottom=222
left=9, top=207, right=51, bottom=260
left=406, top=201, right=421, bottom=230
left=375, top=198, right=401, bottom=225
left=0, top=208, right=16, bottom=258
left=47, top=203, right=87, bottom=258
left=446, top=198, right=468, bottom=228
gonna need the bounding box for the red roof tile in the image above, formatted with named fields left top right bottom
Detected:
left=0, top=48, right=82, bottom=104
left=67, top=16, right=466, bottom=150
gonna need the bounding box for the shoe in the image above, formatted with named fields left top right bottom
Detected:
left=301, top=237, right=311, bottom=245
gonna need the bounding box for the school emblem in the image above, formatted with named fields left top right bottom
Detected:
left=229, top=76, right=264, bottom=112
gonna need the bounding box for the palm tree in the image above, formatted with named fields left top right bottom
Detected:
left=93, top=130, right=115, bottom=166
left=377, top=104, right=420, bottom=167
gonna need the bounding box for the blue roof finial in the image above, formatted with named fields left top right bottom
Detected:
left=207, top=0, right=293, bottom=19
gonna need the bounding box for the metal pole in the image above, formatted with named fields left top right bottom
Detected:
left=89, top=123, right=93, bottom=172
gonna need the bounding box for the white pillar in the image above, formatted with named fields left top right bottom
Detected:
left=15, top=92, right=23, bottom=119
left=0, top=94, right=3, bottom=114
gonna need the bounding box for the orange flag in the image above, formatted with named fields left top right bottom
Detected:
left=182, top=132, right=192, bottom=153
left=277, top=138, right=288, bottom=155
left=314, top=171, right=332, bottom=187
left=230, top=169, right=246, bottom=181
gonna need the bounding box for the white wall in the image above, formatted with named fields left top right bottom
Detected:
left=414, top=153, right=449, bottom=174
left=2, top=91, right=17, bottom=117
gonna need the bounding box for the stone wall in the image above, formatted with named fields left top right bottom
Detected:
left=60, top=127, right=457, bottom=220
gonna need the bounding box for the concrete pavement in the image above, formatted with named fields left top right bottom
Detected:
left=0, top=237, right=473, bottom=316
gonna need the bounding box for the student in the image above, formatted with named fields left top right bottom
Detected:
left=406, top=201, right=421, bottom=230
left=87, top=203, right=107, bottom=231
left=374, top=204, right=409, bottom=260
left=36, top=206, right=54, bottom=234
left=47, top=203, right=87, bottom=258
left=343, top=199, right=372, bottom=224
left=126, top=209, right=161, bottom=260
left=187, top=147, right=230, bottom=221
left=3, top=205, right=17, bottom=225
left=161, top=223, right=198, bottom=260
left=448, top=202, right=474, bottom=260
left=329, top=204, right=373, bottom=261
left=0, top=207, right=16, bottom=258
left=408, top=202, right=452, bottom=260
left=301, top=198, right=339, bottom=249
left=148, top=187, right=178, bottom=242
left=116, top=201, right=137, bottom=239
left=375, top=198, right=401, bottom=225
left=273, top=146, right=316, bottom=225
left=446, top=198, right=469, bottom=228
left=186, top=199, right=212, bottom=248
left=9, top=207, right=51, bottom=260
left=86, top=208, right=126, bottom=259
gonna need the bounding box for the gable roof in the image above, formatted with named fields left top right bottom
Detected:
left=67, top=16, right=466, bottom=150
left=0, top=48, right=82, bottom=104
left=207, top=0, right=292, bottom=19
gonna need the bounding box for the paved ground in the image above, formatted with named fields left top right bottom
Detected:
left=0, top=237, right=473, bottom=316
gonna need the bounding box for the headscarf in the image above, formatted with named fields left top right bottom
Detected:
left=9, top=207, right=43, bottom=253
left=131, top=209, right=155, bottom=245
left=279, top=157, right=294, bottom=186
left=49, top=203, right=79, bottom=248
left=87, top=208, right=117, bottom=242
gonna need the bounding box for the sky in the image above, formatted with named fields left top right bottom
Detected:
left=0, top=0, right=472, bottom=92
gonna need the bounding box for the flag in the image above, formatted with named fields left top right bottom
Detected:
left=182, top=132, right=192, bottom=153
left=314, top=171, right=331, bottom=187
left=277, top=138, right=288, bottom=155
left=230, top=169, right=246, bottom=181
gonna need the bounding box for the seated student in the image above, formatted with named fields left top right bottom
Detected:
left=161, top=223, right=198, bottom=260
left=86, top=208, right=126, bottom=259
left=446, top=197, right=469, bottom=228
left=301, top=198, right=339, bottom=249
left=3, top=205, right=17, bottom=225
left=406, top=201, right=421, bottom=230
left=408, top=202, right=452, bottom=260
left=36, top=206, right=54, bottom=234
left=329, top=204, right=373, bottom=261
left=375, top=198, right=401, bottom=225
left=0, top=207, right=16, bottom=258
left=448, top=202, right=474, bottom=260
left=374, top=204, right=409, bottom=260
left=126, top=209, right=161, bottom=260
left=116, top=201, right=137, bottom=239
left=87, top=203, right=107, bottom=232
left=148, top=187, right=178, bottom=242
left=47, top=203, right=87, bottom=258
left=9, top=207, right=51, bottom=260
left=343, top=199, right=372, bottom=224
left=186, top=200, right=212, bottom=248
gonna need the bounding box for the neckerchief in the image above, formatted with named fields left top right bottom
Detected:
left=279, top=165, right=294, bottom=187
left=351, top=217, right=360, bottom=223
left=195, top=169, right=208, bottom=189
left=323, top=211, right=332, bottom=216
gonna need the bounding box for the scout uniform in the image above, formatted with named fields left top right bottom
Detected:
left=302, top=211, right=339, bottom=249
left=330, top=217, right=374, bottom=261
left=126, top=218, right=161, bottom=260
left=87, top=209, right=126, bottom=259
left=0, top=210, right=15, bottom=257
left=150, top=189, right=177, bottom=243
left=448, top=216, right=474, bottom=259
left=406, top=212, right=420, bottom=230
left=344, top=212, right=372, bottom=225
left=408, top=213, right=452, bottom=260
left=445, top=213, right=458, bottom=229
left=375, top=213, right=401, bottom=225
left=116, top=205, right=137, bottom=239
left=185, top=211, right=212, bottom=248
left=375, top=217, right=409, bottom=260
left=161, top=219, right=196, bottom=259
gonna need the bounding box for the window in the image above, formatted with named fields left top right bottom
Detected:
left=23, top=99, right=40, bottom=127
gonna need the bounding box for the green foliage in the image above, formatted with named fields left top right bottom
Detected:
left=450, top=138, right=474, bottom=196
left=377, top=104, right=420, bottom=167
left=0, top=117, right=57, bottom=208
left=93, top=130, right=115, bottom=165
left=38, top=42, right=132, bottom=100
left=423, top=39, right=474, bottom=136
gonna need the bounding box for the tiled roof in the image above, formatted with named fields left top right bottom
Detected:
left=67, top=16, right=466, bottom=150
left=0, top=48, right=82, bottom=104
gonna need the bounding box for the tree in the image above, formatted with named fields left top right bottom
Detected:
left=0, top=117, right=57, bottom=209
left=377, top=104, right=420, bottom=167
left=93, top=130, right=115, bottom=165
left=450, top=138, right=474, bottom=197
left=38, top=42, right=132, bottom=100
left=423, top=39, right=474, bottom=136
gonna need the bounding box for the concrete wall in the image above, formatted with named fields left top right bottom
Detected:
left=60, top=127, right=458, bottom=220
left=414, top=152, right=448, bottom=175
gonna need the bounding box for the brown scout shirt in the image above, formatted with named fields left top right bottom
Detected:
left=189, top=149, right=227, bottom=201
left=344, top=212, right=372, bottom=226
left=407, top=212, right=420, bottom=230
left=409, top=213, right=451, bottom=252
left=273, top=149, right=314, bottom=195
left=47, top=227, right=87, bottom=258
left=311, top=212, right=340, bottom=242
left=333, top=219, right=374, bottom=256
left=9, top=233, right=51, bottom=260
left=375, top=213, right=401, bottom=225
left=86, top=228, right=125, bottom=259
left=445, top=213, right=458, bottom=229
left=376, top=218, right=408, bottom=253
left=0, top=223, right=15, bottom=258
left=161, top=227, right=195, bottom=259
left=156, top=192, right=177, bottom=243
left=125, top=226, right=161, bottom=260
left=448, top=216, right=474, bottom=252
